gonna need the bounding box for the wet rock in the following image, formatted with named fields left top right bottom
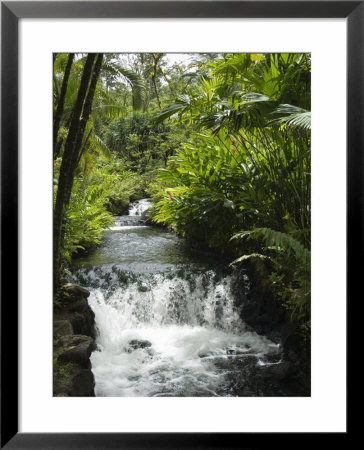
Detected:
left=231, top=261, right=311, bottom=396
left=138, top=282, right=149, bottom=292
left=263, top=353, right=282, bottom=364
left=54, top=367, right=95, bottom=397
left=256, top=361, right=295, bottom=380
left=71, top=311, right=95, bottom=338
left=71, top=369, right=95, bottom=397
left=58, top=335, right=96, bottom=368
left=57, top=334, right=92, bottom=348
left=62, top=283, right=90, bottom=299
left=54, top=319, right=73, bottom=336
left=128, top=339, right=152, bottom=351
left=54, top=284, right=96, bottom=397
left=232, top=262, right=304, bottom=355
left=226, top=348, right=236, bottom=356
left=215, top=302, right=224, bottom=321
left=254, top=361, right=309, bottom=396
left=67, top=297, right=88, bottom=313
left=56, top=294, right=95, bottom=338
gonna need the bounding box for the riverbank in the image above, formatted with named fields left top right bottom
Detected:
left=53, top=283, right=96, bottom=396
left=231, top=256, right=310, bottom=396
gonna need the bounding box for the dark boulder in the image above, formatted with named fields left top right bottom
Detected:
left=71, top=311, right=95, bottom=339
left=62, top=283, right=90, bottom=299
left=57, top=334, right=92, bottom=348
left=54, top=366, right=95, bottom=397
left=231, top=258, right=311, bottom=396
left=69, top=369, right=95, bottom=397
left=67, top=297, right=89, bottom=313
left=128, top=339, right=152, bottom=351
left=53, top=319, right=73, bottom=336
left=256, top=361, right=295, bottom=380
left=232, top=258, right=297, bottom=347
left=56, top=294, right=95, bottom=338
left=54, top=284, right=96, bottom=397
left=58, top=335, right=96, bottom=368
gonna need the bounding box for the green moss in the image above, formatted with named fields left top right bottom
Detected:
left=54, top=359, right=73, bottom=383
left=53, top=341, right=75, bottom=383
left=53, top=289, right=73, bottom=309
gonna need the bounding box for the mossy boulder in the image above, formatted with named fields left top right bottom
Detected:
left=54, top=284, right=96, bottom=397
left=62, top=283, right=90, bottom=298
left=58, top=335, right=96, bottom=368
left=53, top=319, right=73, bottom=336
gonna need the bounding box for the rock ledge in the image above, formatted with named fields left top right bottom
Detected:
left=53, top=283, right=96, bottom=397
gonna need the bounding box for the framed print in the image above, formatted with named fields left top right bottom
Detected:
left=1, top=1, right=357, bottom=448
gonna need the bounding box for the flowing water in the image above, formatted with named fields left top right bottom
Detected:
left=69, top=199, right=282, bottom=397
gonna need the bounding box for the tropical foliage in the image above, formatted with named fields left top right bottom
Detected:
left=53, top=52, right=311, bottom=341
left=152, top=53, right=311, bottom=337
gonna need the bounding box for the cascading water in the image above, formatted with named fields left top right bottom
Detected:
left=69, top=199, right=282, bottom=397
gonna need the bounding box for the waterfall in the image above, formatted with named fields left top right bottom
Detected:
left=128, top=198, right=151, bottom=216
left=70, top=199, right=281, bottom=397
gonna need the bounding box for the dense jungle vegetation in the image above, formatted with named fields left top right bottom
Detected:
left=53, top=52, right=311, bottom=341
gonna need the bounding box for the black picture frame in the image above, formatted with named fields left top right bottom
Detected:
left=1, top=1, right=357, bottom=448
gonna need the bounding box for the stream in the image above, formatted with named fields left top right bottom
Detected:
left=69, top=199, right=283, bottom=397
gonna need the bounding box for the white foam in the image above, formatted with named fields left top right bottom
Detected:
left=88, top=275, right=279, bottom=397
left=128, top=198, right=151, bottom=216
left=109, top=226, right=150, bottom=231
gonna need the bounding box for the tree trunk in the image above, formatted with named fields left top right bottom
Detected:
left=77, top=127, right=93, bottom=166
left=151, top=54, right=162, bottom=109
left=53, top=53, right=74, bottom=159
left=63, top=53, right=103, bottom=206
left=53, top=53, right=103, bottom=291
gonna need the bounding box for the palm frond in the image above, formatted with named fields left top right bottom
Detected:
left=94, top=104, right=127, bottom=118
left=154, top=95, right=191, bottom=124
left=111, top=66, right=147, bottom=111
left=269, top=104, right=311, bottom=130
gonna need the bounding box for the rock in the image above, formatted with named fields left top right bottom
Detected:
left=54, top=284, right=96, bottom=397
left=54, top=320, right=73, bottom=336
left=53, top=366, right=95, bottom=397
left=57, top=334, right=92, bottom=348
left=62, top=283, right=90, bottom=298
left=232, top=263, right=294, bottom=344
left=138, top=282, right=149, bottom=292
left=226, top=348, right=236, bottom=356
left=56, top=294, right=95, bottom=338
left=71, top=311, right=95, bottom=338
left=256, top=361, right=295, bottom=380
left=67, top=297, right=88, bottom=313
left=128, top=339, right=152, bottom=351
left=230, top=262, right=311, bottom=396
left=58, top=336, right=96, bottom=368
left=70, top=369, right=95, bottom=397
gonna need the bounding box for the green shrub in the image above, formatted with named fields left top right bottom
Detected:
left=62, top=179, right=114, bottom=263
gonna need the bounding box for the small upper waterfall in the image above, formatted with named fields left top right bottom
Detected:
left=110, top=198, right=151, bottom=229
left=128, top=198, right=151, bottom=216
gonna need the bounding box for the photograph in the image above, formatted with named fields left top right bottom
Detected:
left=2, top=0, right=355, bottom=445
left=53, top=52, right=311, bottom=398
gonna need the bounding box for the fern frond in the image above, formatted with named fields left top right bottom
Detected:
left=231, top=227, right=310, bottom=264
left=92, top=134, right=111, bottom=159
left=230, top=253, right=271, bottom=266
